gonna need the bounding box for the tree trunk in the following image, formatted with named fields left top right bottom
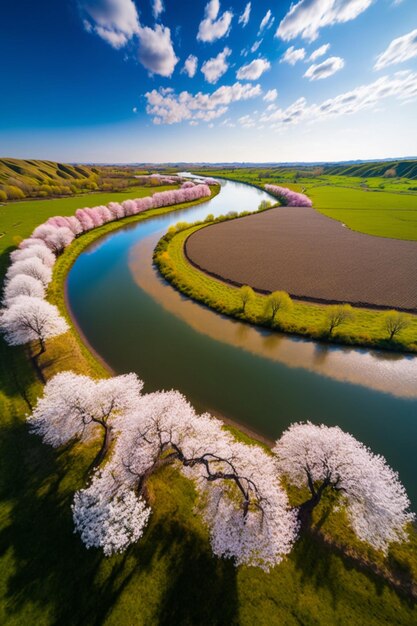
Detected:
left=91, top=426, right=112, bottom=469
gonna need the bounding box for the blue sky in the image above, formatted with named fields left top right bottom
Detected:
left=1, top=0, right=416, bottom=162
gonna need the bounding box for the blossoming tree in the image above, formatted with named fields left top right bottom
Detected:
left=72, top=389, right=298, bottom=568
left=28, top=371, right=144, bottom=466
left=0, top=295, right=68, bottom=354
left=273, top=422, right=414, bottom=552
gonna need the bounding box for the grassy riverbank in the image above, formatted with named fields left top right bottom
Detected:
left=154, top=216, right=417, bottom=353
left=1, top=185, right=417, bottom=624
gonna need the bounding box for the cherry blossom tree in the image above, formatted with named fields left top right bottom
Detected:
left=265, top=184, right=312, bottom=207
left=122, top=199, right=138, bottom=216
left=47, top=215, right=83, bottom=235
left=28, top=371, right=144, bottom=466
left=72, top=390, right=298, bottom=568
left=96, top=205, right=113, bottom=223
left=72, top=470, right=151, bottom=556
left=18, top=237, right=48, bottom=250
left=10, top=244, right=56, bottom=268
left=6, top=257, right=52, bottom=287
left=75, top=208, right=95, bottom=231
left=181, top=181, right=195, bottom=189
left=107, top=202, right=125, bottom=220
left=3, top=274, right=45, bottom=305
left=84, top=207, right=104, bottom=228
left=273, top=422, right=414, bottom=552
left=32, top=224, right=75, bottom=252
left=0, top=295, right=68, bottom=354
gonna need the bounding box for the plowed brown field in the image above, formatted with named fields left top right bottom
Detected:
left=185, top=207, right=417, bottom=311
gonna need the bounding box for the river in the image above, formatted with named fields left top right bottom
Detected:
left=66, top=176, right=417, bottom=506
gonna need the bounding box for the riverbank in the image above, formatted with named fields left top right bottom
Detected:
left=154, top=213, right=417, bottom=353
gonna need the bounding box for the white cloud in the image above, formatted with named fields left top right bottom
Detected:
left=276, top=0, right=374, bottom=42
left=152, top=0, right=164, bottom=19
left=182, top=54, right=198, bottom=78
left=79, top=0, right=139, bottom=48
left=145, top=81, right=262, bottom=124
left=197, top=0, right=233, bottom=42
left=260, top=70, right=417, bottom=126
left=259, top=9, right=274, bottom=33
left=239, top=2, right=251, bottom=27
left=137, top=24, right=178, bottom=77
left=236, top=58, right=271, bottom=80
left=375, top=29, right=417, bottom=71
left=239, top=114, right=256, bottom=128
left=132, top=106, right=138, bottom=113
left=309, top=43, right=330, bottom=61
left=281, top=46, right=306, bottom=65
left=201, top=47, right=231, bottom=84
left=264, top=88, right=278, bottom=102
left=304, top=56, right=344, bottom=80
left=251, top=39, right=263, bottom=53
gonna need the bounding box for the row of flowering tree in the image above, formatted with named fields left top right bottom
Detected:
left=264, top=184, right=312, bottom=207
left=27, top=370, right=414, bottom=570
left=0, top=179, right=215, bottom=363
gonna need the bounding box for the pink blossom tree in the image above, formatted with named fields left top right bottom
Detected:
left=264, top=184, right=312, bottom=207
left=75, top=208, right=95, bottom=231
left=273, top=422, right=414, bottom=552
left=31, top=224, right=75, bottom=252
left=28, top=371, right=144, bottom=466
left=107, top=202, right=125, bottom=220
left=0, top=295, right=68, bottom=354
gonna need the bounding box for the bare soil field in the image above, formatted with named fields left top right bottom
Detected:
left=185, top=207, right=417, bottom=311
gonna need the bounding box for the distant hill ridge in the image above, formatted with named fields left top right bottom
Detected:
left=0, top=158, right=96, bottom=186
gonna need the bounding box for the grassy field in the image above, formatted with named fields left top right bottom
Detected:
left=1, top=187, right=417, bottom=624
left=195, top=168, right=417, bottom=240
left=0, top=188, right=174, bottom=275
left=155, top=218, right=417, bottom=353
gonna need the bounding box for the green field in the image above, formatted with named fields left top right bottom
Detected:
left=195, top=167, right=417, bottom=240
left=1, top=187, right=417, bottom=624
left=0, top=188, right=173, bottom=275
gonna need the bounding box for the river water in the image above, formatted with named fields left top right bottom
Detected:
left=67, top=177, right=417, bottom=506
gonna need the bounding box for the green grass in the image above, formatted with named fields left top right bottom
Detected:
left=194, top=168, right=417, bottom=240
left=154, top=219, right=417, bottom=353
left=1, top=185, right=417, bottom=624
left=0, top=187, right=174, bottom=275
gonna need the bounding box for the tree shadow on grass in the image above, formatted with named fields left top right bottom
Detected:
left=0, top=418, right=239, bottom=625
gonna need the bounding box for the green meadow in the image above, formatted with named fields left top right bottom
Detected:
left=195, top=166, right=417, bottom=240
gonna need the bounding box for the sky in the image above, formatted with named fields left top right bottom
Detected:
left=1, top=0, right=417, bottom=163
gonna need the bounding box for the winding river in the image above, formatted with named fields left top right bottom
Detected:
left=67, top=176, right=417, bottom=506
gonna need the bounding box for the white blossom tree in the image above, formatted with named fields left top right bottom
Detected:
left=0, top=295, right=68, bottom=354
left=273, top=422, right=414, bottom=552
left=72, top=469, right=151, bottom=556
left=72, top=390, right=298, bottom=568
left=10, top=244, right=56, bottom=268
left=3, top=274, right=45, bottom=306
left=6, top=257, right=52, bottom=287
left=28, top=371, right=144, bottom=466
